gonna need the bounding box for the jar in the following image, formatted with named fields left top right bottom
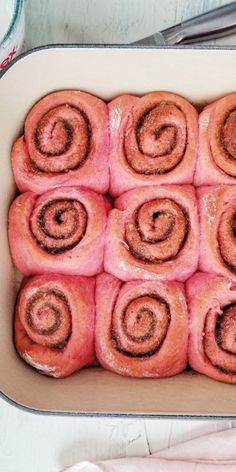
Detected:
left=0, top=0, right=25, bottom=71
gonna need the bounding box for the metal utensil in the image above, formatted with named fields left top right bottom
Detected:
left=133, top=1, right=236, bottom=46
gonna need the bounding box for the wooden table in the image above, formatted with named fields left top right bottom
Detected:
left=1, top=1, right=236, bottom=471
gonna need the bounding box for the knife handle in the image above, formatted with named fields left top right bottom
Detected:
left=134, top=2, right=236, bottom=46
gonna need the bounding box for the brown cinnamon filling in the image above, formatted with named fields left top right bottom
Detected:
left=27, top=302, right=61, bottom=335
left=35, top=121, right=74, bottom=157
left=31, top=198, right=87, bottom=254
left=25, top=288, right=72, bottom=348
left=204, top=303, right=236, bottom=374
left=210, top=107, right=236, bottom=178
left=125, top=198, right=189, bottom=263
left=112, top=294, right=170, bottom=358
left=31, top=105, right=91, bottom=173
left=218, top=208, right=236, bottom=273
left=124, top=101, right=188, bottom=175
left=220, top=109, right=236, bottom=162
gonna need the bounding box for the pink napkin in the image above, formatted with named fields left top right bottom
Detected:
left=62, top=428, right=236, bottom=471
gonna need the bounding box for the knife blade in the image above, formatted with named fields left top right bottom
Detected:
left=132, top=1, right=236, bottom=46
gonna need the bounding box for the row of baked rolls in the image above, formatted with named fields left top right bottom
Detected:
left=11, top=89, right=198, bottom=195
left=12, top=90, right=236, bottom=195
left=15, top=271, right=236, bottom=384
left=111, top=91, right=236, bottom=191
left=15, top=273, right=188, bottom=379
left=8, top=185, right=198, bottom=281
left=10, top=183, right=236, bottom=282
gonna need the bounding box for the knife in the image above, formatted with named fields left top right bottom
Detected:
left=133, top=1, right=236, bottom=46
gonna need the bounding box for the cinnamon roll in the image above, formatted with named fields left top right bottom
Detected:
left=104, top=185, right=199, bottom=281
left=15, top=274, right=95, bottom=378
left=109, top=92, right=198, bottom=196
left=198, top=185, right=236, bottom=280
left=95, top=273, right=188, bottom=377
left=195, top=93, right=236, bottom=186
left=11, top=90, right=109, bottom=194
left=8, top=186, right=108, bottom=276
left=187, top=272, right=236, bottom=384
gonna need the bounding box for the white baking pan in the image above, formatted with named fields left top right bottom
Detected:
left=1, top=45, right=236, bottom=417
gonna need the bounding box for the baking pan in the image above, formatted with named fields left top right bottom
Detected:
left=1, top=45, right=236, bottom=417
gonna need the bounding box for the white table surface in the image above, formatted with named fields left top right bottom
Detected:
left=1, top=1, right=236, bottom=471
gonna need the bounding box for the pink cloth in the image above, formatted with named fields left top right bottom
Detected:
left=62, top=428, right=236, bottom=471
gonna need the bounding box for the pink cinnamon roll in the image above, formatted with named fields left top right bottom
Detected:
left=187, top=272, right=236, bottom=384
left=8, top=187, right=108, bottom=276
left=109, top=92, right=198, bottom=196
left=12, top=90, right=109, bottom=194
left=195, top=93, right=236, bottom=186
left=95, top=273, right=188, bottom=377
left=104, top=185, right=199, bottom=282
left=15, top=274, right=95, bottom=378
left=198, top=185, right=236, bottom=280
